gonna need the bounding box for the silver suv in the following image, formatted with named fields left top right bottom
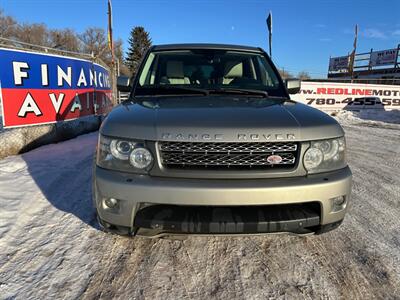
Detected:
left=93, top=44, right=352, bottom=237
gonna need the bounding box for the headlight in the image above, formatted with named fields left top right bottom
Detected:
left=97, top=135, right=153, bottom=173
left=304, top=137, right=346, bottom=174
left=110, top=140, right=134, bottom=160
left=304, top=148, right=323, bottom=169
left=130, top=148, right=153, bottom=169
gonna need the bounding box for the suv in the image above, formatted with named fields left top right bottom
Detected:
left=93, top=44, right=352, bottom=237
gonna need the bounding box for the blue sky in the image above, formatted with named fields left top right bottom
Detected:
left=1, top=0, right=399, bottom=77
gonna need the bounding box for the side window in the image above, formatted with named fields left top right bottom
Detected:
left=256, top=56, right=279, bottom=87
left=139, top=53, right=156, bottom=86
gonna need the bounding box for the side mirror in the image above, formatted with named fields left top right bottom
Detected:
left=285, top=78, right=301, bottom=94
left=117, top=76, right=131, bottom=92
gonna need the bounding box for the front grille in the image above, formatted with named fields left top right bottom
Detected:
left=159, top=141, right=299, bottom=170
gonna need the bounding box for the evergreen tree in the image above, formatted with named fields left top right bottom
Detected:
left=125, top=26, right=152, bottom=75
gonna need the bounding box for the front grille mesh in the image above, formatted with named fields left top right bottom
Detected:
left=159, top=141, right=298, bottom=170
left=160, top=142, right=297, bottom=153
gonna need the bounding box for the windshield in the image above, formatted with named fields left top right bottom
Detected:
left=134, top=49, right=286, bottom=97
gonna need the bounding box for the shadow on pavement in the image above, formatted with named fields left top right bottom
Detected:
left=21, top=131, right=100, bottom=230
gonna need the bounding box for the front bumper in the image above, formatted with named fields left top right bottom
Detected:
left=93, top=166, right=352, bottom=236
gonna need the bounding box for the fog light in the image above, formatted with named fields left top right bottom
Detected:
left=330, top=196, right=346, bottom=212
left=104, top=198, right=118, bottom=208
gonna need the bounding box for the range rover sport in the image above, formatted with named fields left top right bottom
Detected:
left=93, top=44, right=352, bottom=237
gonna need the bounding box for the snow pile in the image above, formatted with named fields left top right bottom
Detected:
left=332, top=109, right=400, bottom=127
left=0, top=116, right=101, bottom=160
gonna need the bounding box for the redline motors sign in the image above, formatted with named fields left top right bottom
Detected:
left=370, top=49, right=398, bottom=67
left=291, top=81, right=400, bottom=110
left=328, top=56, right=349, bottom=72
left=0, top=48, right=113, bottom=128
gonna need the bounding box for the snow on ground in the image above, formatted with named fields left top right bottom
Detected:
left=0, top=100, right=3, bottom=131
left=334, top=109, right=400, bottom=127
left=0, top=113, right=400, bottom=299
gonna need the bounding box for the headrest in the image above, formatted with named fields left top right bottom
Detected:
left=224, top=62, right=243, bottom=78
left=166, top=61, right=185, bottom=78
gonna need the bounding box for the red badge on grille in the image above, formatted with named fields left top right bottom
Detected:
left=267, top=155, right=283, bottom=164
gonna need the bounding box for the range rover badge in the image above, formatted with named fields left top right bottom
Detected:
left=267, top=155, right=283, bottom=164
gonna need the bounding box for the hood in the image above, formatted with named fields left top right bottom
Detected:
left=100, top=96, right=344, bottom=142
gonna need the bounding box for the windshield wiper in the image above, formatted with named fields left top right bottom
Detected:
left=209, top=88, right=268, bottom=98
left=150, top=85, right=209, bottom=96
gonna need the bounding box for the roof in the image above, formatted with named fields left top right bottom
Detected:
left=151, top=43, right=263, bottom=53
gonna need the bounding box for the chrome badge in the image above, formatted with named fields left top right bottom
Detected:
left=267, top=154, right=283, bottom=164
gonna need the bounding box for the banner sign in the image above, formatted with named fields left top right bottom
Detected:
left=328, top=56, right=349, bottom=72
left=370, top=49, right=398, bottom=67
left=0, top=48, right=113, bottom=128
left=291, top=81, right=400, bottom=110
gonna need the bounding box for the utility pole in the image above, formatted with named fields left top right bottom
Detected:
left=349, top=24, right=358, bottom=83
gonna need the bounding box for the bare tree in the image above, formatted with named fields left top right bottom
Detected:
left=49, top=28, right=80, bottom=52
left=79, top=29, right=131, bottom=72
left=114, top=38, right=124, bottom=63
left=14, top=23, right=51, bottom=48
left=297, top=71, right=311, bottom=80
left=0, top=10, right=130, bottom=71
left=0, top=9, right=17, bottom=38
left=114, top=38, right=130, bottom=75
left=80, top=27, right=108, bottom=59
left=278, top=69, right=293, bottom=80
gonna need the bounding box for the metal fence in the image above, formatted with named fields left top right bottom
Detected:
left=328, top=44, right=400, bottom=84
left=0, top=37, right=93, bottom=60
left=117, top=91, right=130, bottom=103
left=306, top=77, right=400, bottom=86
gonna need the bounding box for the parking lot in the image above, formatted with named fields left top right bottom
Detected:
left=0, top=112, right=399, bottom=299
